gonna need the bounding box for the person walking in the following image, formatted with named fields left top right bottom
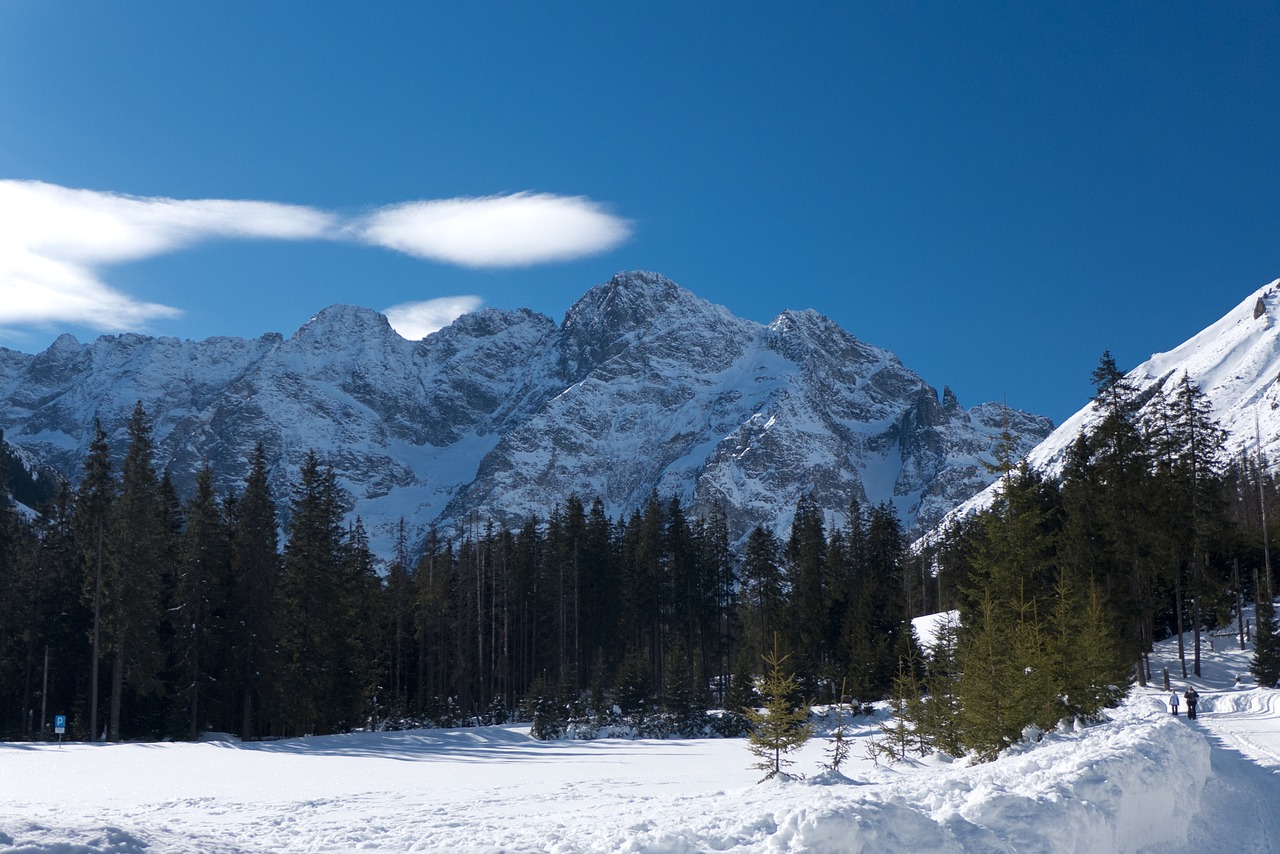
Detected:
left=1170, top=691, right=1180, bottom=716
left=1184, top=687, right=1199, bottom=720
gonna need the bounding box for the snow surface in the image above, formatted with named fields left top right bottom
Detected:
left=3, top=621, right=1279, bottom=852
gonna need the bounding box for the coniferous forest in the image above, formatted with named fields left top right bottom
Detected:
left=1, top=354, right=1279, bottom=760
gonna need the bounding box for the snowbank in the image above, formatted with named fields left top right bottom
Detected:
left=0, top=699, right=1214, bottom=852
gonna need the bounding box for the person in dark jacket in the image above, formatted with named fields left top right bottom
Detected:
left=1184, top=687, right=1199, bottom=720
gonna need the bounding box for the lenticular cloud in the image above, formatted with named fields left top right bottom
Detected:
left=0, top=180, right=337, bottom=329
left=355, top=193, right=631, bottom=268
left=0, top=180, right=631, bottom=333
left=383, top=295, right=484, bottom=340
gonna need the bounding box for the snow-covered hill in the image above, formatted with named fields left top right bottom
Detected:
left=937, top=277, right=1280, bottom=533
left=0, top=271, right=1051, bottom=553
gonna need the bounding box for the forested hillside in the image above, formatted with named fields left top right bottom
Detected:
left=2, top=352, right=1278, bottom=751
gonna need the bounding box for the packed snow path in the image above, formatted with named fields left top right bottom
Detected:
left=3, top=632, right=1279, bottom=852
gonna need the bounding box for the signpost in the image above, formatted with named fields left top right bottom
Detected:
left=54, top=714, right=66, bottom=743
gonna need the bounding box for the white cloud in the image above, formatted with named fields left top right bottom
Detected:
left=0, top=180, right=336, bottom=330
left=0, top=181, right=632, bottom=334
left=353, top=193, right=632, bottom=267
left=383, top=295, right=484, bottom=340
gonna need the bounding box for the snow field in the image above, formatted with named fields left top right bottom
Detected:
left=0, top=692, right=1224, bottom=852
left=6, top=611, right=1280, bottom=852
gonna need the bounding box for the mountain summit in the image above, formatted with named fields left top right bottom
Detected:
left=0, top=271, right=1051, bottom=553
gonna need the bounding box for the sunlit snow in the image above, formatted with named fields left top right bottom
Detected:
left=3, top=612, right=1278, bottom=852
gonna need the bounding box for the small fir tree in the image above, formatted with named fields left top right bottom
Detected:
left=745, top=637, right=813, bottom=781
left=822, top=679, right=852, bottom=773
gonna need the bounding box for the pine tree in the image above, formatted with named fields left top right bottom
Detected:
left=1252, top=595, right=1280, bottom=688
left=176, top=465, right=231, bottom=738
left=104, top=402, right=167, bottom=740
left=917, top=612, right=963, bottom=756
left=276, top=451, right=349, bottom=735
left=845, top=504, right=905, bottom=701
left=739, top=525, right=785, bottom=670
left=745, top=637, right=812, bottom=781
left=384, top=518, right=414, bottom=715
left=956, top=588, right=1017, bottom=761
left=228, top=443, right=279, bottom=739
left=785, top=494, right=828, bottom=692
left=76, top=419, right=115, bottom=740
left=661, top=633, right=704, bottom=736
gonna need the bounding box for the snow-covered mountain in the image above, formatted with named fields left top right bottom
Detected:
left=0, top=271, right=1051, bottom=553
left=937, top=277, right=1280, bottom=531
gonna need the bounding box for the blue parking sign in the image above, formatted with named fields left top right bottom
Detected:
left=54, top=715, right=66, bottom=734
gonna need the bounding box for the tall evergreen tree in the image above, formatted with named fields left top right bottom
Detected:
left=276, top=451, right=349, bottom=735
left=739, top=525, right=785, bottom=670
left=785, top=494, right=828, bottom=691
left=76, top=419, right=115, bottom=740
left=104, top=402, right=168, bottom=740
left=1253, top=594, right=1280, bottom=688
left=228, top=443, right=279, bottom=739
left=176, top=465, right=231, bottom=737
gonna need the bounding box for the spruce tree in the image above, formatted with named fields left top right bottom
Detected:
left=785, top=494, right=828, bottom=690
left=176, top=465, right=231, bottom=738
left=104, top=402, right=167, bottom=740
left=739, top=525, right=785, bottom=670
left=745, top=638, right=812, bottom=781
left=76, top=419, right=115, bottom=740
left=276, top=451, right=348, bottom=735
left=228, top=443, right=279, bottom=739
left=1252, top=595, right=1280, bottom=688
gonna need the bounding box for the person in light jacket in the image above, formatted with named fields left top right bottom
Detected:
left=1170, top=691, right=1180, bottom=716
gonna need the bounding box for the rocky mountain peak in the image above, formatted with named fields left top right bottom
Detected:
left=0, top=272, right=1053, bottom=555
left=293, top=304, right=398, bottom=343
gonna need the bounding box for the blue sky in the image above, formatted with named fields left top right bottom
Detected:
left=0, top=3, right=1276, bottom=425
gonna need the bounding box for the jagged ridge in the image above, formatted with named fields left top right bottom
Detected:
left=0, top=271, right=1052, bottom=554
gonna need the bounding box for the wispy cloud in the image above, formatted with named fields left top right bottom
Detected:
left=353, top=193, right=632, bottom=267
left=0, top=180, right=337, bottom=329
left=0, top=181, right=631, bottom=334
left=383, top=295, right=484, bottom=340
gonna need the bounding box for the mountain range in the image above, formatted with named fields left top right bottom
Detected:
left=0, top=271, right=1052, bottom=554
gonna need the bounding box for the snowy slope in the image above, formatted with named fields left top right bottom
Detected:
left=2, top=616, right=1276, bottom=852
left=938, top=278, right=1280, bottom=532
left=0, top=271, right=1051, bottom=553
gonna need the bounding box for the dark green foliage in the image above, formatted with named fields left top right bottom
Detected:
left=174, top=465, right=232, bottom=738
left=0, top=430, right=60, bottom=510
left=745, top=638, right=813, bottom=780
left=1253, top=596, right=1280, bottom=687
left=227, top=444, right=279, bottom=740
left=274, top=452, right=370, bottom=735
left=103, top=403, right=168, bottom=740
left=0, top=351, right=1264, bottom=749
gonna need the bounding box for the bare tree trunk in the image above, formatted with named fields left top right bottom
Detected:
left=109, top=644, right=123, bottom=742
left=1236, top=558, right=1246, bottom=651
left=1193, top=594, right=1202, bottom=678
left=1175, top=563, right=1187, bottom=679
left=190, top=642, right=200, bottom=740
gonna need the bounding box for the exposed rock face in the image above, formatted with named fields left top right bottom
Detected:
left=0, top=271, right=1051, bottom=553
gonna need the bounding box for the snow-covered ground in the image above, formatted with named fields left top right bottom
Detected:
left=3, top=624, right=1278, bottom=853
